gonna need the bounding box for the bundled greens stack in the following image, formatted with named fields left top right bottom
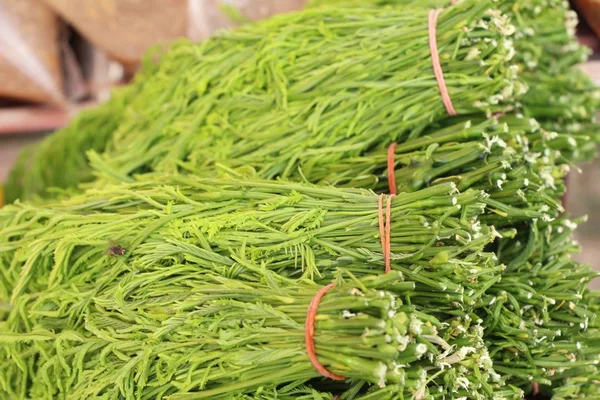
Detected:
left=6, top=0, right=597, bottom=204
left=0, top=0, right=598, bottom=398
left=0, top=176, right=596, bottom=398
left=6, top=0, right=522, bottom=201
left=0, top=177, right=512, bottom=398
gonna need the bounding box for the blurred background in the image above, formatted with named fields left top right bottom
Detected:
left=0, top=0, right=599, bottom=287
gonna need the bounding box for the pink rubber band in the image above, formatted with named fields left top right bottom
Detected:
left=428, top=9, right=457, bottom=116
left=384, top=195, right=394, bottom=273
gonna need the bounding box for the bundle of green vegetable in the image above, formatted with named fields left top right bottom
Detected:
left=6, top=0, right=597, bottom=205
left=0, top=177, right=499, bottom=309
left=309, top=0, right=589, bottom=73
left=519, top=70, right=600, bottom=153
left=0, top=268, right=519, bottom=399
left=482, top=216, right=599, bottom=392
left=306, top=0, right=600, bottom=155
left=82, top=113, right=574, bottom=235
left=550, top=290, right=600, bottom=399
left=520, top=70, right=598, bottom=120
left=84, top=1, right=520, bottom=186
left=208, top=114, right=567, bottom=224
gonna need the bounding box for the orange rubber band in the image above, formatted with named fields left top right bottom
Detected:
left=384, top=195, right=394, bottom=273
left=429, top=9, right=457, bottom=116
left=378, top=194, right=395, bottom=274
left=387, top=143, right=398, bottom=195
left=305, top=283, right=346, bottom=381
left=378, top=194, right=386, bottom=251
